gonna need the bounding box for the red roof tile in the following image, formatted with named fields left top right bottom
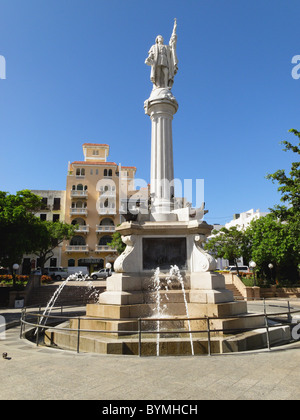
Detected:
left=71, top=161, right=117, bottom=166
left=82, top=143, right=109, bottom=147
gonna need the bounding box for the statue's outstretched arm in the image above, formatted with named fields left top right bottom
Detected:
left=169, top=18, right=177, bottom=46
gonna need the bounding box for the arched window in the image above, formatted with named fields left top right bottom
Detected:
left=99, top=235, right=112, bottom=246
left=70, top=236, right=86, bottom=246
left=72, top=218, right=86, bottom=226
left=77, top=184, right=83, bottom=191
left=108, top=169, right=112, bottom=177
left=76, top=168, right=85, bottom=176
left=100, top=218, right=114, bottom=226
left=104, top=169, right=108, bottom=177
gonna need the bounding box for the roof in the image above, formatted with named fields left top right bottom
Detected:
left=82, top=143, right=109, bottom=147
left=71, top=161, right=136, bottom=169
left=71, top=161, right=117, bottom=166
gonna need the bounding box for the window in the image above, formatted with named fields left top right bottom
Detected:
left=53, top=198, right=60, bottom=210
left=90, top=169, right=93, bottom=175
left=70, top=236, right=86, bottom=246
left=96, top=169, right=98, bottom=175
left=53, top=214, right=60, bottom=222
left=100, top=218, right=114, bottom=226
left=40, top=214, right=47, bottom=221
left=108, top=169, right=112, bottom=177
left=71, top=201, right=87, bottom=209
left=41, top=197, right=48, bottom=210
left=68, top=259, right=75, bottom=267
left=104, top=169, right=108, bottom=177
left=99, top=235, right=112, bottom=246
left=76, top=168, right=85, bottom=177
left=50, top=258, right=57, bottom=267
left=93, top=150, right=99, bottom=155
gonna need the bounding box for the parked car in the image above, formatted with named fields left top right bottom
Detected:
left=32, top=267, right=68, bottom=280
left=66, top=266, right=89, bottom=278
left=47, top=267, right=69, bottom=281
left=225, top=266, right=249, bottom=273
left=90, top=269, right=112, bottom=280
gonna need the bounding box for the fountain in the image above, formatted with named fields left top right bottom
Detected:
left=41, top=20, right=291, bottom=355
left=36, top=272, right=98, bottom=333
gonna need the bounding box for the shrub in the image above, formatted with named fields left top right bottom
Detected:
left=41, top=275, right=53, bottom=284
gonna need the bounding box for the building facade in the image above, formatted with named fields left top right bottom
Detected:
left=211, top=209, right=269, bottom=270
left=61, top=143, right=137, bottom=273
left=22, top=190, right=66, bottom=274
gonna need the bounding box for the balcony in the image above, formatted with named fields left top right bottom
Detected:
left=71, top=190, right=88, bottom=198
left=66, top=245, right=89, bottom=253
left=97, top=208, right=116, bottom=215
left=99, top=190, right=116, bottom=197
left=96, top=225, right=115, bottom=233
left=74, top=225, right=89, bottom=234
left=95, top=245, right=117, bottom=253
left=70, top=208, right=88, bottom=216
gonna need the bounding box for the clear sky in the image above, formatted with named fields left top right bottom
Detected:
left=0, top=0, right=299, bottom=224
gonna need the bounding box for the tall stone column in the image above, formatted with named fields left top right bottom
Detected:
left=144, top=88, right=178, bottom=221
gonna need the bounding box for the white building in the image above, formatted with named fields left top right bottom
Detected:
left=211, top=209, right=268, bottom=270
left=225, top=209, right=269, bottom=230
left=21, top=190, right=66, bottom=274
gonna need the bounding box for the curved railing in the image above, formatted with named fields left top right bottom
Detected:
left=19, top=299, right=300, bottom=356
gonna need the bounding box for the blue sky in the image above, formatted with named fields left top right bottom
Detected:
left=0, top=0, right=299, bottom=224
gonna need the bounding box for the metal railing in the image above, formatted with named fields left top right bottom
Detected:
left=19, top=299, right=300, bottom=357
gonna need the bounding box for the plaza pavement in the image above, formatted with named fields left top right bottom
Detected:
left=1, top=305, right=300, bottom=400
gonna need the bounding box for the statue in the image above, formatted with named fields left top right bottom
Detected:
left=145, top=19, right=178, bottom=89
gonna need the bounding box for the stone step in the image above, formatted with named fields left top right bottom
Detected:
left=44, top=322, right=291, bottom=356
left=225, top=283, right=244, bottom=300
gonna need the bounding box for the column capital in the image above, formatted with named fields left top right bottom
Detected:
left=144, top=87, right=178, bottom=116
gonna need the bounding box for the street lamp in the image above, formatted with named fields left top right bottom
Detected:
left=12, top=263, right=19, bottom=289
left=106, top=262, right=112, bottom=276
left=249, top=260, right=257, bottom=287
left=268, top=263, right=274, bottom=283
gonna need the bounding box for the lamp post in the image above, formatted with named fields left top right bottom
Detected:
left=106, top=262, right=112, bottom=277
left=268, top=263, right=274, bottom=284
left=12, top=263, right=19, bottom=290
left=249, top=260, right=257, bottom=287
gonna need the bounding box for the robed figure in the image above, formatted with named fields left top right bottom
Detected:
left=145, top=19, right=178, bottom=89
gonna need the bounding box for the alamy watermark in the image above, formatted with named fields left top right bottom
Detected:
left=291, top=55, right=300, bottom=80
left=0, top=315, right=6, bottom=340
left=94, top=177, right=205, bottom=216
left=292, top=323, right=300, bottom=340
left=0, top=55, right=6, bottom=79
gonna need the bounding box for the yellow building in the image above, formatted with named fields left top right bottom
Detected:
left=61, top=143, right=137, bottom=273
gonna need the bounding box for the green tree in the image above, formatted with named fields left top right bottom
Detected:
left=0, top=190, right=43, bottom=283
left=266, top=128, right=300, bottom=222
left=244, top=214, right=299, bottom=284
left=32, top=220, right=76, bottom=272
left=204, top=226, right=247, bottom=276
left=263, top=129, right=300, bottom=283
left=107, top=230, right=126, bottom=255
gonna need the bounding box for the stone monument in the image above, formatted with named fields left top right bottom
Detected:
left=98, top=19, right=238, bottom=309
left=46, top=21, right=291, bottom=355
